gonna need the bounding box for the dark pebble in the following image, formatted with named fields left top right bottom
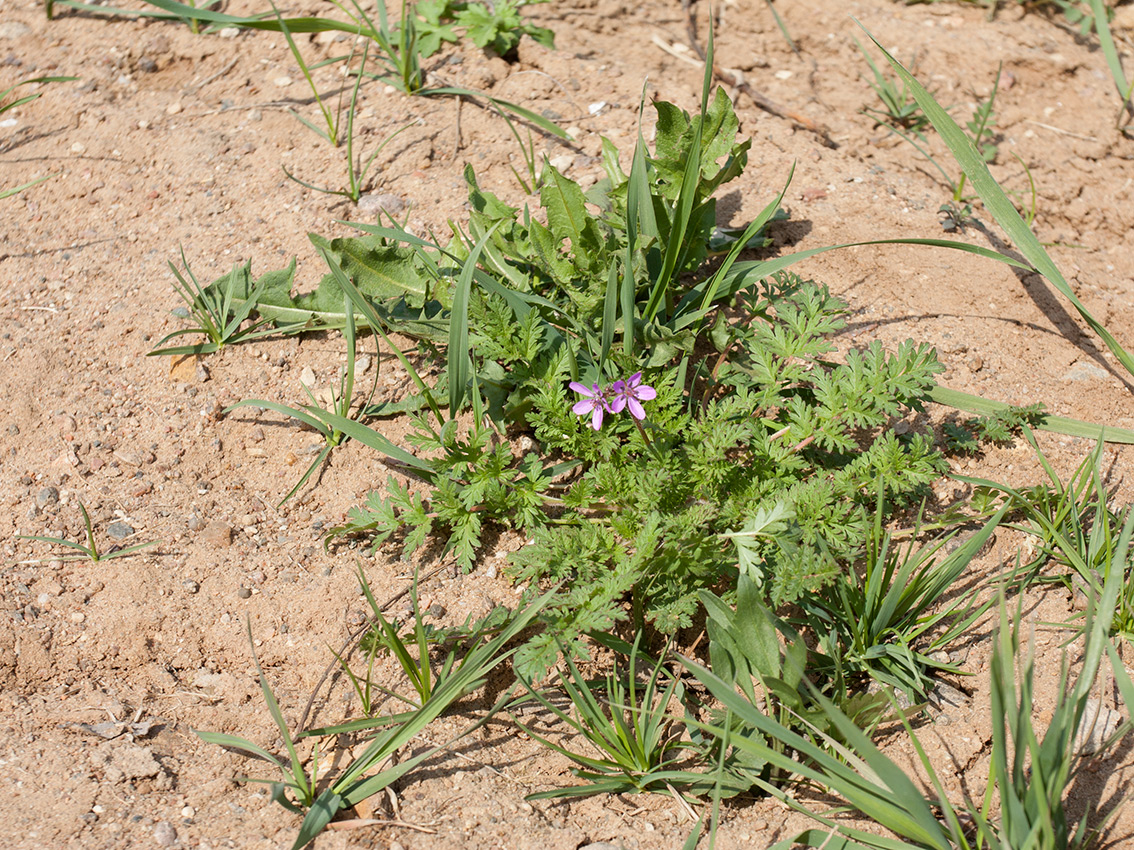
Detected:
left=428, top=604, right=447, bottom=618
left=36, top=486, right=59, bottom=508
left=237, top=586, right=252, bottom=599
left=7, top=424, right=18, bottom=435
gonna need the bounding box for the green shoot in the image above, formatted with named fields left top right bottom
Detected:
left=1, top=75, right=77, bottom=199
left=683, top=539, right=1132, bottom=850
left=194, top=619, right=320, bottom=815
left=513, top=633, right=692, bottom=799
left=1087, top=0, right=1134, bottom=130
left=225, top=285, right=378, bottom=506
left=860, top=23, right=1134, bottom=380
left=282, top=46, right=415, bottom=202
left=148, top=249, right=277, bottom=356
left=852, top=36, right=929, bottom=135
left=272, top=1, right=349, bottom=146
left=19, top=502, right=159, bottom=563
left=794, top=498, right=1007, bottom=702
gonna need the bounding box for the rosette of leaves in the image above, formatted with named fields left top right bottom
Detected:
left=508, top=273, right=947, bottom=676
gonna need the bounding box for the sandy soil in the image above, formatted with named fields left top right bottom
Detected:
left=3, top=0, right=1134, bottom=847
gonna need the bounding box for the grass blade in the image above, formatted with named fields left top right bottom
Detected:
left=859, top=22, right=1134, bottom=379
left=448, top=222, right=503, bottom=418
left=929, top=385, right=1134, bottom=443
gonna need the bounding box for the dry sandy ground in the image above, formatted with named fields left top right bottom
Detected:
left=3, top=0, right=1134, bottom=847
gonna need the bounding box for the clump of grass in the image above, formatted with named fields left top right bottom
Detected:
left=19, top=502, right=158, bottom=562
left=148, top=250, right=279, bottom=356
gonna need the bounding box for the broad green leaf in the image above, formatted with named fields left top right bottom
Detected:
left=310, top=234, right=430, bottom=305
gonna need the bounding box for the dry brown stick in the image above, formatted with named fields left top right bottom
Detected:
left=682, top=0, right=837, bottom=149
left=296, top=561, right=451, bottom=733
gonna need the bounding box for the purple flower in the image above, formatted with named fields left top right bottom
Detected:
left=607, top=372, right=656, bottom=420
left=570, top=381, right=608, bottom=430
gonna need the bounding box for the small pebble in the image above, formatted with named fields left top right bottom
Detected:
left=180, top=806, right=195, bottom=818
left=273, top=76, right=293, bottom=88
left=299, top=366, right=317, bottom=387
left=966, top=354, right=983, bottom=372
left=71, top=142, right=86, bottom=154
left=0, top=21, right=32, bottom=39
left=200, top=521, right=233, bottom=548
left=218, top=26, right=240, bottom=38
left=106, top=521, right=134, bottom=540
left=36, top=486, right=60, bottom=508
left=357, top=193, right=405, bottom=216
left=153, top=821, right=178, bottom=846
left=182, top=579, right=200, bottom=594
left=237, top=586, right=252, bottom=599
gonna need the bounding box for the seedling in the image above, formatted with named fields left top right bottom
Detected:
left=853, top=36, right=930, bottom=135
left=513, top=633, right=693, bottom=799
left=225, top=275, right=379, bottom=506
left=19, top=502, right=158, bottom=562
left=793, top=498, right=1007, bottom=702
left=282, top=44, right=416, bottom=202
left=148, top=250, right=278, bottom=356
left=1087, top=0, right=1134, bottom=131
left=682, top=539, right=1133, bottom=849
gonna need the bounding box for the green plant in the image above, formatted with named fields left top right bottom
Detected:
left=682, top=532, right=1134, bottom=849
left=283, top=46, right=415, bottom=202
left=513, top=632, right=695, bottom=800
left=60, top=0, right=565, bottom=138
left=1, top=74, right=77, bottom=199
left=958, top=431, right=1133, bottom=627
left=861, top=25, right=1134, bottom=380
left=698, top=573, right=895, bottom=794
left=18, top=502, right=159, bottom=562
left=864, top=54, right=1003, bottom=206
left=272, top=2, right=354, bottom=146
left=454, top=0, right=554, bottom=59
left=791, top=498, right=1006, bottom=701
left=225, top=266, right=379, bottom=505
left=356, top=565, right=467, bottom=709
left=148, top=250, right=285, bottom=356
left=1086, top=0, right=1134, bottom=130
left=853, top=36, right=931, bottom=135
left=942, top=401, right=1047, bottom=454
left=198, top=587, right=555, bottom=850
left=495, top=104, right=542, bottom=194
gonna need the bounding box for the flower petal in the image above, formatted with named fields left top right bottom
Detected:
left=590, top=405, right=604, bottom=430
left=569, top=381, right=594, bottom=397
left=634, top=384, right=657, bottom=401
left=572, top=399, right=595, bottom=416
left=608, top=395, right=627, bottom=413
left=626, top=397, right=646, bottom=420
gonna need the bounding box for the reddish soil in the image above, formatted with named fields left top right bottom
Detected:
left=3, top=0, right=1134, bottom=847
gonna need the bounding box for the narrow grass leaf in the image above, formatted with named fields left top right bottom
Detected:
left=318, top=245, right=445, bottom=427
left=1088, top=0, right=1130, bottom=104
left=449, top=222, right=502, bottom=417
left=929, top=385, right=1134, bottom=443
left=860, top=23, right=1134, bottom=379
